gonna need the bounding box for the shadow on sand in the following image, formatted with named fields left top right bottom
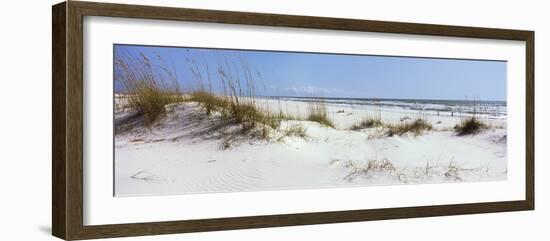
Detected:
left=115, top=103, right=270, bottom=149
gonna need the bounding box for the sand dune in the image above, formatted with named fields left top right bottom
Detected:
left=114, top=99, right=507, bottom=197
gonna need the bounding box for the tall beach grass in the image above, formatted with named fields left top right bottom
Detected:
left=115, top=52, right=183, bottom=127
left=306, top=99, right=334, bottom=128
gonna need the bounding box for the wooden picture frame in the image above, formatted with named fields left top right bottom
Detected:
left=52, top=1, right=534, bottom=240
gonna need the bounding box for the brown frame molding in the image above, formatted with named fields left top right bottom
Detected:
left=52, top=1, right=534, bottom=240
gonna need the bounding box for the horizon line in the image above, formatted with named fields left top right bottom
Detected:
left=113, top=91, right=506, bottom=102
left=265, top=95, right=506, bottom=102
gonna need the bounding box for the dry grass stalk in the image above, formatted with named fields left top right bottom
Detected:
left=283, top=124, right=307, bottom=138
left=386, top=118, right=432, bottom=136
left=306, top=99, right=334, bottom=128
left=350, top=115, right=383, bottom=130
left=115, top=52, right=183, bottom=127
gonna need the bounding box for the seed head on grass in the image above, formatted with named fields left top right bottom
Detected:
left=186, top=53, right=286, bottom=136
left=115, top=52, right=183, bottom=127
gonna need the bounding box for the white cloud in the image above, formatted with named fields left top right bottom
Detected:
left=276, top=85, right=333, bottom=94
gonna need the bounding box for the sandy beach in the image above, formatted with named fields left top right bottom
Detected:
left=114, top=97, right=507, bottom=196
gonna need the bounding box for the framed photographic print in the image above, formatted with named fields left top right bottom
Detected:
left=52, top=1, right=534, bottom=240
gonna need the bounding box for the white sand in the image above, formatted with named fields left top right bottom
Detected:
left=114, top=99, right=507, bottom=196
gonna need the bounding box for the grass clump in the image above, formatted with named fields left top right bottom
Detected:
left=306, top=100, right=334, bottom=128
left=283, top=124, right=307, bottom=138
left=190, top=90, right=229, bottom=115
left=115, top=52, right=182, bottom=127
left=184, top=54, right=288, bottom=138
left=454, top=117, right=488, bottom=135
left=386, top=118, right=432, bottom=136
left=126, top=85, right=182, bottom=126
left=350, top=116, right=383, bottom=130
left=444, top=158, right=463, bottom=182
left=190, top=91, right=282, bottom=130
left=344, top=158, right=401, bottom=181
left=229, top=102, right=281, bottom=129
left=307, top=113, right=334, bottom=128
left=365, top=158, right=397, bottom=173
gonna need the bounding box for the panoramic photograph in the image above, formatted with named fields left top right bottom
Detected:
left=113, top=44, right=507, bottom=197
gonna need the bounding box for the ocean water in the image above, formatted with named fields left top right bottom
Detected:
left=271, top=96, right=507, bottom=119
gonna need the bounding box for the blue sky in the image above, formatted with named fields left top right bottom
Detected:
left=114, top=44, right=507, bottom=101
